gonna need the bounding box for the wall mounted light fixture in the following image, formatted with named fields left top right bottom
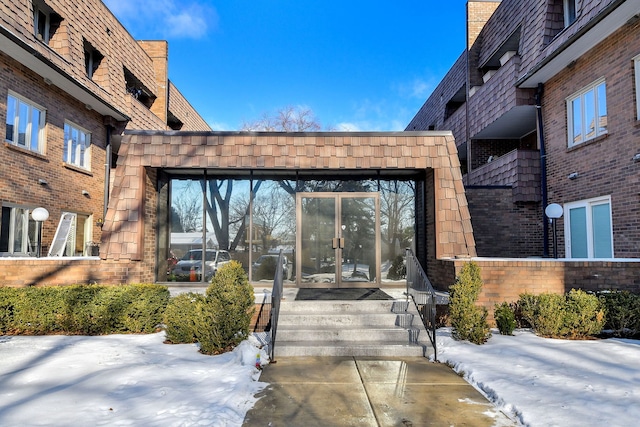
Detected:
left=82, top=189, right=90, bottom=196
left=38, top=178, right=48, bottom=185
left=568, top=172, right=579, bottom=180
left=633, top=153, right=640, bottom=162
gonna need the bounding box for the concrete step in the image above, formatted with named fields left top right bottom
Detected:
left=273, top=341, right=428, bottom=357
left=276, top=324, right=422, bottom=343
left=272, top=298, right=432, bottom=358
left=277, top=312, right=415, bottom=327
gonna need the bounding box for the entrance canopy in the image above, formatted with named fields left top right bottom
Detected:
left=100, top=131, right=476, bottom=283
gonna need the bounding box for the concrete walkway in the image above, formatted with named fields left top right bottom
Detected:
left=243, top=356, right=516, bottom=427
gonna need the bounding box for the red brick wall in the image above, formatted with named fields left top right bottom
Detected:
left=0, top=52, right=107, bottom=250
left=542, top=17, right=640, bottom=258
left=466, top=187, right=543, bottom=258
left=428, top=258, right=640, bottom=325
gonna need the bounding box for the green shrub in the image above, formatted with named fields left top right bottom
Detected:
left=494, top=302, right=517, bottom=335
left=163, top=292, right=205, bottom=344
left=519, top=292, right=565, bottom=337
left=563, top=289, right=605, bottom=339
left=598, top=291, right=640, bottom=337
left=387, top=255, right=406, bottom=280
left=196, top=261, right=255, bottom=355
left=0, top=284, right=169, bottom=335
left=0, top=287, right=19, bottom=334
left=518, top=290, right=605, bottom=339
left=449, top=261, right=491, bottom=344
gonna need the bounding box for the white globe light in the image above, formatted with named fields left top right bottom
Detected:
left=31, top=207, right=50, bottom=222
left=545, top=203, right=563, bottom=219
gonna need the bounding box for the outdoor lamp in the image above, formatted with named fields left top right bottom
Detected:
left=545, top=203, right=563, bottom=259
left=31, top=207, right=49, bottom=258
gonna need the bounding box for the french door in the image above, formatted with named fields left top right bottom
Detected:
left=296, top=192, right=380, bottom=287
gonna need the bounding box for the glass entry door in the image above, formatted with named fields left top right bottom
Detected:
left=296, top=193, right=380, bottom=287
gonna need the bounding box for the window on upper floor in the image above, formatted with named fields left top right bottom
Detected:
left=84, top=40, right=103, bottom=80
left=0, top=205, right=39, bottom=256
left=565, top=197, right=613, bottom=259
left=564, top=0, right=577, bottom=27
left=566, top=79, right=607, bottom=147
left=5, top=91, right=46, bottom=154
left=634, top=54, right=640, bottom=120
left=63, top=122, right=91, bottom=170
left=123, top=67, right=155, bottom=109
left=32, top=0, right=62, bottom=45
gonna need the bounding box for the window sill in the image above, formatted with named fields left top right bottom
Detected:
left=566, top=133, right=608, bottom=153
left=63, top=163, right=93, bottom=176
left=4, top=141, right=48, bottom=161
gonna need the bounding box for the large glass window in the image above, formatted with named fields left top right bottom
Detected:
left=63, top=122, right=91, bottom=169
left=565, top=197, right=613, bottom=259
left=0, top=206, right=38, bottom=255
left=164, top=172, right=419, bottom=284
left=567, top=79, right=607, bottom=147
left=5, top=92, right=46, bottom=154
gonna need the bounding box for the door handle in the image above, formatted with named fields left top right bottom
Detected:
left=339, top=238, right=345, bottom=248
left=332, top=238, right=345, bottom=249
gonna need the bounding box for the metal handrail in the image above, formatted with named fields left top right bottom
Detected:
left=405, top=248, right=437, bottom=361
left=268, top=250, right=284, bottom=362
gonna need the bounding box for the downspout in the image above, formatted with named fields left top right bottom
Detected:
left=536, top=83, right=550, bottom=257
left=103, top=125, right=112, bottom=223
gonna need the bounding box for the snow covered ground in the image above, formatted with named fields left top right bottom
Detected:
left=436, top=328, right=640, bottom=427
left=1, top=328, right=639, bottom=426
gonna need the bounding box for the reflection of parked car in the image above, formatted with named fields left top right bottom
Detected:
left=252, top=254, right=290, bottom=280
left=172, top=249, right=231, bottom=280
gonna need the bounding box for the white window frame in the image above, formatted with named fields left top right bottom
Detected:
left=634, top=54, right=640, bottom=120
left=563, top=0, right=577, bottom=27
left=566, top=78, right=607, bottom=147
left=564, top=196, right=614, bottom=259
left=0, top=205, right=38, bottom=255
left=5, top=91, right=46, bottom=154
left=63, top=121, right=91, bottom=170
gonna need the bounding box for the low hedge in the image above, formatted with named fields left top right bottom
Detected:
left=0, top=284, right=169, bottom=335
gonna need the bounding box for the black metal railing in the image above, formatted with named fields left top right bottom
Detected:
left=405, top=248, right=437, bottom=360
left=268, top=250, right=284, bottom=362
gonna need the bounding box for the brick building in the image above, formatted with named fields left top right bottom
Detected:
left=408, top=0, right=640, bottom=261
left=1, top=0, right=210, bottom=264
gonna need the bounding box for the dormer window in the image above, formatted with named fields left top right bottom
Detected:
left=123, top=67, right=155, bottom=109
left=564, top=0, right=576, bottom=27
left=33, top=0, right=62, bottom=45
left=84, top=40, right=103, bottom=80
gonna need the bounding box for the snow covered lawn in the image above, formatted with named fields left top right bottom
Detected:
left=0, top=333, right=268, bottom=427
left=436, top=328, right=640, bottom=426
left=1, top=329, right=639, bottom=426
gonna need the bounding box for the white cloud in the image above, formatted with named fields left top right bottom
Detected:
left=336, top=122, right=361, bottom=132
left=103, top=0, right=217, bottom=39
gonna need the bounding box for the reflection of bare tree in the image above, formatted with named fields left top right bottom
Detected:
left=173, top=182, right=202, bottom=232
left=202, top=179, right=232, bottom=250
left=380, top=181, right=415, bottom=259
left=253, top=183, right=295, bottom=251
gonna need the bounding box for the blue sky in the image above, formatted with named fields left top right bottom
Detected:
left=103, top=0, right=468, bottom=131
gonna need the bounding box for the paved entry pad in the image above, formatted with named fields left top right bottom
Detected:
left=243, top=357, right=516, bottom=427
